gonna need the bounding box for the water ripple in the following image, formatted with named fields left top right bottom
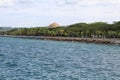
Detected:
left=0, top=37, right=120, bottom=80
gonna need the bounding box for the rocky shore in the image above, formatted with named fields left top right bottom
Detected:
left=1, top=35, right=120, bottom=45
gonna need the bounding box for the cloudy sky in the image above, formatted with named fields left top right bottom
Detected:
left=0, top=0, right=120, bottom=27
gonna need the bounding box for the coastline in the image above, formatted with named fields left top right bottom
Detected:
left=1, top=35, right=120, bottom=45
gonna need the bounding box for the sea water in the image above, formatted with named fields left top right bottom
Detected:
left=0, top=37, right=120, bottom=80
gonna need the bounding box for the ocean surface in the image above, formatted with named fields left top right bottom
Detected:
left=0, top=37, right=120, bottom=80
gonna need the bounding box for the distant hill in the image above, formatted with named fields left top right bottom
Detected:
left=0, top=27, right=13, bottom=32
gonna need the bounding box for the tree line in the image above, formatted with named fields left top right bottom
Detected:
left=4, top=21, right=120, bottom=38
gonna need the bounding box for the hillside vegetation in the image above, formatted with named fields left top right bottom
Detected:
left=4, top=21, right=120, bottom=38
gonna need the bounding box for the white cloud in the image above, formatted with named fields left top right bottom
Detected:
left=0, top=0, right=120, bottom=7
left=0, top=0, right=120, bottom=26
left=0, top=0, right=5, bottom=6
left=0, top=0, right=14, bottom=7
left=1, top=0, right=120, bottom=17
left=56, top=0, right=120, bottom=6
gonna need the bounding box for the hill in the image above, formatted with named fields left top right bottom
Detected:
left=4, top=21, right=120, bottom=38
left=0, top=27, right=13, bottom=32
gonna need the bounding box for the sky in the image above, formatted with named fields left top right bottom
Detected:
left=0, top=0, right=120, bottom=27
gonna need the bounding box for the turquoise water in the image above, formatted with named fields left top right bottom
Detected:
left=0, top=37, right=120, bottom=80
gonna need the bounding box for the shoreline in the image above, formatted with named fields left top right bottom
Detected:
left=1, top=35, right=120, bottom=45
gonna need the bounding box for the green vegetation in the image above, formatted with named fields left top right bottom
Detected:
left=5, top=21, right=120, bottom=38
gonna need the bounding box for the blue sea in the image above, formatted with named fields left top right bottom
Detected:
left=0, top=37, right=120, bottom=80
